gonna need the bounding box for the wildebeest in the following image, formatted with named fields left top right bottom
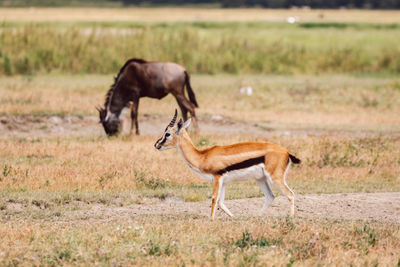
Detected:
left=97, top=58, right=199, bottom=136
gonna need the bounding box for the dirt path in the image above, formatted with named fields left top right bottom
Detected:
left=67, top=192, right=400, bottom=223
left=0, top=114, right=389, bottom=139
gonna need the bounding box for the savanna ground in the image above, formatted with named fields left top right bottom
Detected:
left=1, top=7, right=400, bottom=266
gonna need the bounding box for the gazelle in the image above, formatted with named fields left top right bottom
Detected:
left=154, top=110, right=301, bottom=219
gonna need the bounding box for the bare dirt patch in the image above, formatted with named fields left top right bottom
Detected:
left=0, top=114, right=387, bottom=139
left=57, top=192, right=400, bottom=223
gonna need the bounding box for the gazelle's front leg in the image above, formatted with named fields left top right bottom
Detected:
left=210, top=175, right=222, bottom=220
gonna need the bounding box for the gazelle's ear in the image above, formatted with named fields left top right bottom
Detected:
left=183, top=118, right=191, bottom=129
left=176, top=118, right=184, bottom=135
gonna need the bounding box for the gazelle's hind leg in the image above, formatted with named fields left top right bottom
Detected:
left=256, top=177, right=275, bottom=214
left=268, top=163, right=296, bottom=216
left=218, top=184, right=233, bottom=217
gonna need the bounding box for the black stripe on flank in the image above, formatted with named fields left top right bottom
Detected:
left=216, top=156, right=265, bottom=175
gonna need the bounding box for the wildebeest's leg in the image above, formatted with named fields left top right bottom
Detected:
left=175, top=96, right=188, bottom=121
left=189, top=108, right=199, bottom=133
left=130, top=98, right=140, bottom=135
left=173, top=94, right=199, bottom=132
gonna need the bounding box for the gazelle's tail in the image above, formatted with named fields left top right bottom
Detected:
left=289, top=154, right=301, bottom=164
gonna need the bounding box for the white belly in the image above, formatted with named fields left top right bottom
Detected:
left=177, top=146, right=214, bottom=182
left=190, top=165, right=214, bottom=182
left=222, top=164, right=265, bottom=184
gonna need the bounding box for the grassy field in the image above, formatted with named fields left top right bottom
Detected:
left=1, top=74, right=400, bottom=131
left=1, top=133, right=400, bottom=197
left=1, top=74, right=400, bottom=265
left=1, top=9, right=400, bottom=75
left=1, top=215, right=399, bottom=266
left=1, top=8, right=400, bottom=23
left=1, top=7, right=400, bottom=266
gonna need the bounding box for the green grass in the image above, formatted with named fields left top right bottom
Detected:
left=1, top=22, right=400, bottom=75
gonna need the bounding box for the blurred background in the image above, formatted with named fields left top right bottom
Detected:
left=1, top=1, right=400, bottom=266
left=1, top=0, right=400, bottom=8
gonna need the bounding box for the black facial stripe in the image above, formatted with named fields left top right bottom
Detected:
left=157, top=135, right=167, bottom=145
left=216, top=156, right=265, bottom=175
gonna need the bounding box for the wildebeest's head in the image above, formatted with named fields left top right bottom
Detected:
left=96, top=106, right=120, bottom=136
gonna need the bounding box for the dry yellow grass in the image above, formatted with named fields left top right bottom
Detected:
left=1, top=134, right=399, bottom=196
left=0, top=215, right=399, bottom=266
left=0, top=22, right=399, bottom=264
left=2, top=75, right=400, bottom=132
left=1, top=7, right=400, bottom=23
left=1, top=9, right=399, bottom=265
left=1, top=74, right=399, bottom=200
left=1, top=131, right=399, bottom=265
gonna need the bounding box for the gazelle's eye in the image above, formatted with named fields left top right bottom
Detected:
left=165, top=133, right=170, bottom=137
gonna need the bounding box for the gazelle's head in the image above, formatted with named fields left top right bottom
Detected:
left=154, top=109, right=191, bottom=150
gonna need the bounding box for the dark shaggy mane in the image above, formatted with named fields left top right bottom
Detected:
left=104, top=58, right=148, bottom=107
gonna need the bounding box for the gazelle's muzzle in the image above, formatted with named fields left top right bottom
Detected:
left=154, top=142, right=161, bottom=150
left=154, top=137, right=164, bottom=150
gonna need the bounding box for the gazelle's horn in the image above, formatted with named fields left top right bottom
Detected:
left=169, top=109, right=178, bottom=127
left=95, top=105, right=102, bottom=112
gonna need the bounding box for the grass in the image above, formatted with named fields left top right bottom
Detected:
left=1, top=8, right=400, bottom=76
left=0, top=134, right=399, bottom=197
left=1, top=80, right=399, bottom=266
left=1, top=75, right=398, bottom=265
left=1, top=22, right=400, bottom=75
left=0, top=7, right=399, bottom=265
left=1, top=74, right=400, bottom=197
left=1, top=8, right=400, bottom=23
left=0, top=214, right=399, bottom=265
left=1, top=74, right=400, bottom=132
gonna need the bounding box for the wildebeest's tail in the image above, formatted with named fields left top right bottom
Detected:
left=184, top=71, right=199, bottom=108
left=289, top=154, right=301, bottom=164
